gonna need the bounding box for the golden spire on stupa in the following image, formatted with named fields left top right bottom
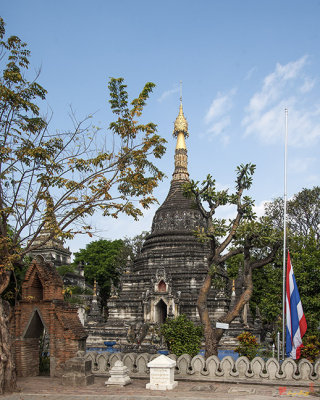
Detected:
left=173, top=82, right=189, bottom=150
left=172, top=82, right=189, bottom=182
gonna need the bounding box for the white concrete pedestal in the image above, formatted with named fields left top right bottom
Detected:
left=105, top=361, right=131, bottom=386
left=146, top=355, right=178, bottom=391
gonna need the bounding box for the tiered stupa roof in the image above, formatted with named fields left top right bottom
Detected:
left=141, top=101, right=206, bottom=251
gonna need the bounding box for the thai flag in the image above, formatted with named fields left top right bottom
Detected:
left=286, top=251, right=307, bottom=359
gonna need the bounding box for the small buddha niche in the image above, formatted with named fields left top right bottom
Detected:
left=158, top=280, right=167, bottom=292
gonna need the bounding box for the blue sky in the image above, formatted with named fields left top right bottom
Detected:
left=2, top=1, right=320, bottom=254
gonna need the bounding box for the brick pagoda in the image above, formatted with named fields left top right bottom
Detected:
left=13, top=256, right=87, bottom=377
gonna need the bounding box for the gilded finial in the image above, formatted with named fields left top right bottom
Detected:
left=172, top=84, right=189, bottom=182
left=232, top=279, right=236, bottom=295
left=93, top=279, right=97, bottom=297
left=173, top=83, right=189, bottom=139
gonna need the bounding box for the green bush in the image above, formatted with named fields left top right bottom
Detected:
left=300, top=335, right=320, bottom=363
left=56, top=264, right=76, bottom=277
left=235, top=331, right=260, bottom=360
left=62, top=285, right=93, bottom=304
left=70, top=285, right=93, bottom=295
left=160, top=315, right=203, bottom=357
left=66, top=295, right=83, bottom=305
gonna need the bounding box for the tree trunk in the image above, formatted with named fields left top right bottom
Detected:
left=0, top=298, right=17, bottom=394
left=197, top=273, right=224, bottom=357
left=198, top=265, right=254, bottom=358
left=203, top=326, right=224, bottom=358
left=197, top=241, right=279, bottom=359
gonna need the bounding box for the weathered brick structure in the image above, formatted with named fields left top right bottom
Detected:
left=13, top=257, right=87, bottom=377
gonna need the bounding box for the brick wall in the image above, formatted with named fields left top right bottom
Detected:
left=18, top=338, right=39, bottom=377
left=25, top=273, right=43, bottom=301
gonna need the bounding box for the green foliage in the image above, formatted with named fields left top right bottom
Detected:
left=301, top=335, right=320, bottom=363
left=73, top=239, right=126, bottom=308
left=265, top=186, right=320, bottom=240
left=56, top=264, right=76, bottom=278
left=62, top=286, right=73, bottom=299
left=227, top=218, right=282, bottom=328
left=233, top=216, right=282, bottom=249
left=288, top=186, right=320, bottom=240
left=226, top=253, right=243, bottom=279
left=39, top=353, right=50, bottom=375
left=70, top=285, right=93, bottom=295
left=65, top=295, right=84, bottom=305
left=235, top=331, right=260, bottom=360
left=252, top=233, right=320, bottom=337
left=183, top=163, right=256, bottom=242
left=182, top=163, right=282, bottom=357
left=251, top=262, right=282, bottom=325
left=2, top=255, right=30, bottom=305
left=160, top=315, right=203, bottom=357
left=235, top=163, right=256, bottom=191
left=251, top=187, right=320, bottom=339
left=123, top=230, right=150, bottom=258
left=288, top=234, right=320, bottom=334
left=62, top=285, right=91, bottom=304
left=39, top=332, right=50, bottom=375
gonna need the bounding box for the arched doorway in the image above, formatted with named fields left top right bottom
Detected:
left=155, top=299, right=167, bottom=324
left=22, top=309, right=49, bottom=376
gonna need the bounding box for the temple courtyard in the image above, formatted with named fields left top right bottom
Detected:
left=0, top=376, right=318, bottom=400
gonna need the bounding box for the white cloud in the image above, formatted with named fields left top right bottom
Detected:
left=300, top=77, right=316, bottom=93
left=158, top=86, right=179, bottom=103
left=204, top=88, right=236, bottom=145
left=253, top=200, right=269, bottom=218
left=215, top=200, right=270, bottom=220
left=305, top=174, right=320, bottom=186
left=216, top=181, right=232, bottom=191
left=214, top=199, right=268, bottom=221
left=242, top=56, right=320, bottom=147
left=288, top=157, right=316, bottom=174
left=205, top=88, right=236, bottom=124
left=207, top=116, right=231, bottom=136
left=215, top=203, right=237, bottom=221
left=245, top=56, right=308, bottom=116
left=221, top=135, right=230, bottom=146
left=244, top=66, right=257, bottom=81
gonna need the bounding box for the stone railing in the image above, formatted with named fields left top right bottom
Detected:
left=85, top=352, right=320, bottom=385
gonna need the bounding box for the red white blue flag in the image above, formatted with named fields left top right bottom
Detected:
left=286, top=251, right=307, bottom=359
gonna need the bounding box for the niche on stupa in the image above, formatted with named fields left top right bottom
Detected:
left=157, top=280, right=167, bottom=292
left=154, top=268, right=171, bottom=294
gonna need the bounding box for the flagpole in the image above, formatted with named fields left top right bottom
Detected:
left=282, top=108, right=288, bottom=360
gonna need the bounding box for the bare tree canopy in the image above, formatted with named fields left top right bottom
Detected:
left=0, top=17, right=166, bottom=393
left=0, top=18, right=166, bottom=276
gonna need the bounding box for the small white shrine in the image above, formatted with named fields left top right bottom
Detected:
left=146, top=354, right=178, bottom=391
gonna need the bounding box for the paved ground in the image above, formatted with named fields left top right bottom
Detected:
left=1, top=377, right=319, bottom=400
